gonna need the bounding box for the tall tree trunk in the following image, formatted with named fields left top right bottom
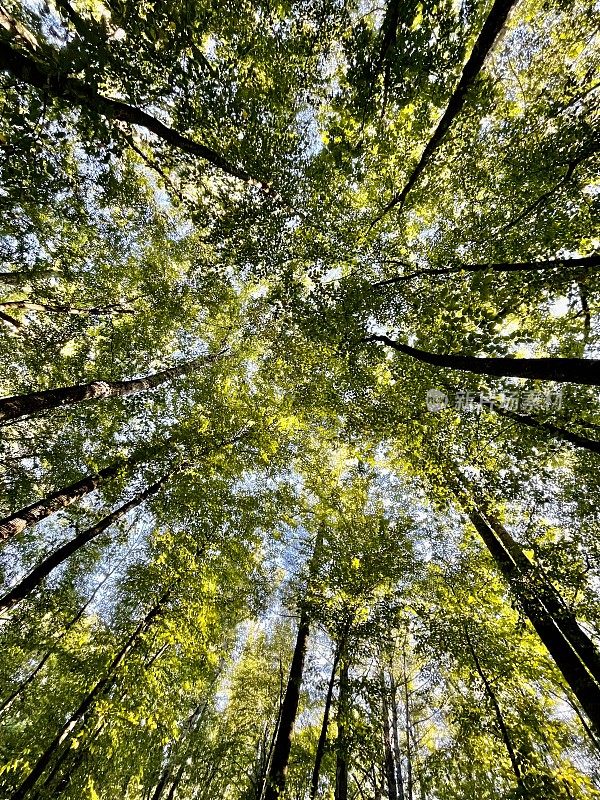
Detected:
left=467, top=507, right=600, bottom=733
left=335, top=660, right=349, bottom=800
left=389, top=672, right=405, bottom=800
left=263, top=609, right=310, bottom=800
left=484, top=512, right=600, bottom=685
left=0, top=350, right=220, bottom=422
left=374, top=0, right=517, bottom=220
left=0, top=542, right=131, bottom=715
left=367, top=334, right=600, bottom=386
left=371, top=254, right=600, bottom=287
left=380, top=670, right=398, bottom=800
left=402, top=654, right=413, bottom=800
left=493, top=406, right=600, bottom=455
left=10, top=591, right=169, bottom=800
left=264, top=528, right=324, bottom=800
left=258, top=661, right=284, bottom=800
left=0, top=473, right=172, bottom=611
left=310, top=640, right=342, bottom=800
left=0, top=456, right=136, bottom=542
left=0, top=41, right=270, bottom=191
left=150, top=699, right=208, bottom=800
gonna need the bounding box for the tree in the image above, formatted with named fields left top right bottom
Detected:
left=0, top=0, right=599, bottom=797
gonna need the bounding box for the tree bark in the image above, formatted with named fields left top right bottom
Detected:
left=263, top=609, right=310, bottom=800
left=0, top=457, right=135, bottom=542
left=0, top=472, right=171, bottom=611
left=367, top=334, right=600, bottom=386
left=374, top=0, right=517, bottom=220
left=0, top=350, right=220, bottom=422
left=467, top=507, right=600, bottom=733
left=11, top=591, right=169, bottom=800
left=402, top=654, right=413, bottom=800
left=310, top=640, right=342, bottom=800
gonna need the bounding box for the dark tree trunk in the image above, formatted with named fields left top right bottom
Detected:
left=485, top=512, right=600, bottom=685
left=468, top=508, right=600, bottom=733
left=371, top=254, right=600, bottom=287
left=264, top=528, right=324, bottom=800
left=389, top=672, right=405, bottom=800
left=0, top=457, right=135, bottom=542
left=10, top=592, right=169, bottom=800
left=375, top=0, right=517, bottom=219
left=310, top=640, right=342, bottom=800
left=494, top=406, right=600, bottom=454
left=0, top=41, right=271, bottom=190
left=380, top=671, right=398, bottom=800
left=0, top=351, right=218, bottom=422
left=0, top=474, right=171, bottom=611
left=0, top=544, right=128, bottom=715
left=335, top=660, right=349, bottom=800
left=367, top=334, right=600, bottom=386
left=401, top=655, right=413, bottom=800
left=263, top=609, right=310, bottom=800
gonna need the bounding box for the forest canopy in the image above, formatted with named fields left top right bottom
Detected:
left=0, top=0, right=599, bottom=798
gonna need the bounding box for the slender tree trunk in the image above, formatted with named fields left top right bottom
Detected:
left=468, top=507, right=600, bottom=733
left=264, top=528, right=325, bottom=800
left=264, top=609, right=310, bottom=800
left=0, top=270, right=57, bottom=285
left=374, top=0, right=517, bottom=220
left=0, top=473, right=172, bottom=611
left=0, top=351, right=219, bottom=422
left=0, top=456, right=135, bottom=542
left=310, top=640, right=342, bottom=800
left=335, top=660, right=349, bottom=800
left=380, top=670, right=398, bottom=800
left=164, top=760, right=187, bottom=800
left=367, top=334, right=600, bottom=386
left=402, top=655, right=413, bottom=800
left=150, top=699, right=208, bottom=800
left=462, top=624, right=523, bottom=783
left=371, top=254, right=600, bottom=287
left=494, top=406, right=600, bottom=454
left=38, top=720, right=106, bottom=798
left=0, top=543, right=131, bottom=715
left=389, top=672, right=405, bottom=800
left=10, top=591, right=169, bottom=800
left=0, top=300, right=135, bottom=316
left=0, top=308, right=23, bottom=331
left=0, top=41, right=271, bottom=191
left=258, top=674, right=284, bottom=800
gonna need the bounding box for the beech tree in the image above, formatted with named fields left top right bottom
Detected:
left=0, top=0, right=599, bottom=797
